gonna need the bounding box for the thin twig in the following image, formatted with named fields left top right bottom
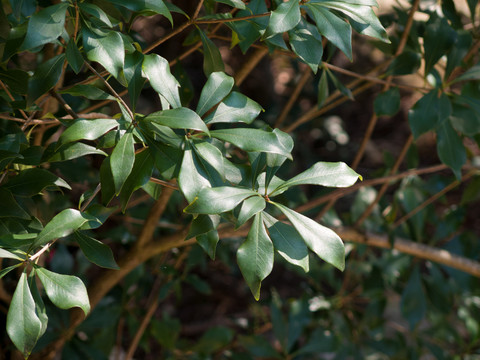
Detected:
left=49, top=89, right=79, bottom=119
left=195, top=12, right=270, bottom=24
left=83, top=62, right=135, bottom=122
left=80, top=184, right=102, bottom=212
left=0, top=79, right=29, bottom=121
left=393, top=171, right=475, bottom=228
left=149, top=177, right=179, bottom=190
left=275, top=66, right=311, bottom=128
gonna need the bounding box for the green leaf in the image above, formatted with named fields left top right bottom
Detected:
left=408, top=90, right=452, bottom=139
left=198, top=28, right=224, bottom=76
left=319, top=1, right=389, bottom=43
left=0, top=248, right=24, bottom=261
left=445, top=30, right=472, bottom=79
left=119, top=149, right=154, bottom=212
left=265, top=129, right=294, bottom=188
left=386, top=50, right=421, bottom=75
left=237, top=212, right=274, bottom=300
left=450, top=97, right=480, bottom=136
left=0, top=68, right=29, bottom=94
left=10, top=0, right=36, bottom=19
left=326, top=68, right=354, bottom=99
left=205, top=91, right=263, bottom=124
left=58, top=118, right=119, bottom=146
left=0, top=263, right=23, bottom=279
left=0, top=188, right=30, bottom=220
left=306, top=4, right=352, bottom=60
left=142, top=54, right=181, bottom=109
left=79, top=3, right=113, bottom=28
left=401, top=265, right=426, bottom=329
left=436, top=119, right=466, bottom=180
left=110, top=129, right=135, bottom=194
left=47, top=142, right=107, bottom=162
left=237, top=196, right=266, bottom=228
left=6, top=272, right=43, bottom=358
left=4, top=168, right=71, bottom=197
left=452, top=65, right=480, bottom=83
left=196, top=72, right=234, bottom=117
left=271, top=161, right=361, bottom=196
left=197, top=230, right=220, bottom=260
left=28, top=273, right=48, bottom=341
left=288, top=28, right=323, bottom=73
left=374, top=88, right=400, bottom=117
left=317, top=69, right=329, bottom=107
left=66, top=39, right=85, bottom=74
left=187, top=214, right=221, bottom=239
left=263, top=213, right=309, bottom=272
left=108, top=0, right=172, bottom=24
left=0, top=150, right=22, bottom=171
left=20, top=3, right=69, bottom=50
left=145, top=108, right=210, bottom=135
left=82, top=27, right=125, bottom=82
left=184, top=187, right=258, bottom=214
left=210, top=128, right=293, bottom=159
left=124, top=51, right=145, bottom=110
left=36, top=267, right=90, bottom=316
left=423, top=16, right=457, bottom=75
left=265, top=0, right=301, bottom=38
left=74, top=231, right=119, bottom=269
left=59, top=84, right=115, bottom=101
left=272, top=203, right=345, bottom=271
left=32, top=209, right=100, bottom=248
left=27, top=54, right=65, bottom=104
left=216, top=0, right=246, bottom=9
left=193, top=140, right=226, bottom=181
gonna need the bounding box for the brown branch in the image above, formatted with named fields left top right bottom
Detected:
left=49, top=89, right=79, bottom=120
left=0, top=80, right=29, bottom=121
left=195, top=13, right=270, bottom=24
left=393, top=171, right=475, bottom=228
left=275, top=66, right=311, bottom=128
left=83, top=62, right=135, bottom=122
left=235, top=47, right=270, bottom=86
left=354, top=134, right=414, bottom=227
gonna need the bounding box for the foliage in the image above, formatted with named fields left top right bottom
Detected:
left=0, top=0, right=480, bottom=359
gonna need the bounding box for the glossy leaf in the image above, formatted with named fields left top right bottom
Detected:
left=320, top=2, right=389, bottom=43
left=142, top=54, right=181, bottom=109
left=263, top=213, right=309, bottom=272
left=178, top=142, right=213, bottom=203
left=110, top=130, right=135, bottom=194
left=48, top=142, right=107, bottom=162
left=237, top=212, right=274, bottom=300
left=27, top=54, right=65, bottom=104
left=82, top=27, right=125, bottom=83
left=124, top=51, right=145, bottom=110
left=424, top=16, right=457, bottom=75
left=193, top=140, right=226, bottom=181
left=210, top=128, right=293, bottom=159
left=0, top=188, right=30, bottom=219
left=450, top=97, right=480, bottom=136
left=237, top=196, right=266, bottom=228
left=288, top=28, right=323, bottom=73
left=216, top=0, right=246, bottom=9
left=0, top=68, right=29, bottom=94
left=4, top=168, right=70, bottom=197
left=374, top=88, right=400, bottom=117
left=386, top=51, right=421, bottom=75
left=145, top=108, right=210, bottom=135
left=36, top=267, right=90, bottom=316
left=306, top=4, right=352, bottom=60
left=205, top=91, right=263, bottom=124
left=58, top=118, right=119, bottom=146
left=408, top=90, right=452, bottom=139
left=198, top=28, right=224, bottom=76
left=32, top=209, right=100, bottom=248
left=196, top=72, right=234, bottom=117
left=119, top=149, right=154, bottom=211
left=197, top=230, right=220, bottom=260
left=79, top=3, right=113, bottom=28
left=74, top=231, right=119, bottom=269
left=108, top=0, right=172, bottom=24
left=0, top=263, right=23, bottom=279
left=265, top=0, right=301, bottom=38
left=184, top=187, right=258, bottom=214
left=273, top=202, right=345, bottom=271
left=6, top=272, right=43, bottom=358
left=317, top=69, right=329, bottom=107
left=436, top=119, right=466, bottom=180
left=187, top=214, right=221, bottom=239
left=20, top=3, right=69, bottom=50
left=0, top=248, right=23, bottom=261
left=66, top=39, right=84, bottom=74
left=59, top=84, right=115, bottom=101
left=271, top=161, right=361, bottom=196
